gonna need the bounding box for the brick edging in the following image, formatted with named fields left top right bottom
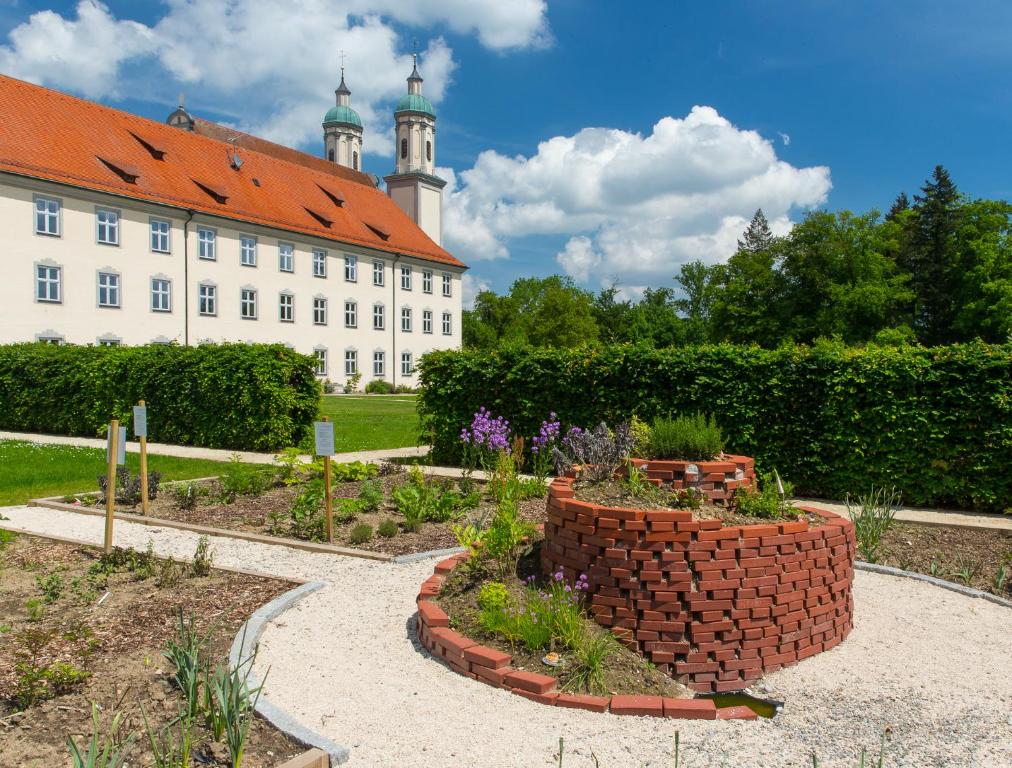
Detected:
left=414, top=554, right=755, bottom=721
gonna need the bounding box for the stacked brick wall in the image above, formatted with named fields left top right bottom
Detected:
left=630, top=454, right=756, bottom=505
left=541, top=475, right=855, bottom=692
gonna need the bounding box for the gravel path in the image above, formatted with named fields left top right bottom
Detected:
left=2, top=505, right=1010, bottom=768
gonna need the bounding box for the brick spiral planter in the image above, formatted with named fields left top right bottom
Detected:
left=415, top=554, right=757, bottom=720
left=541, top=475, right=855, bottom=692
left=632, top=454, right=756, bottom=505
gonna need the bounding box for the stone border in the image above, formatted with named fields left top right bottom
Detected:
left=414, top=554, right=757, bottom=721
left=29, top=496, right=392, bottom=562
left=855, top=561, right=1012, bottom=609
left=230, top=581, right=351, bottom=766
left=630, top=454, right=756, bottom=505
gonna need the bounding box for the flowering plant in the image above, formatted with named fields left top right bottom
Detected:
left=459, top=406, right=512, bottom=476
left=529, top=412, right=561, bottom=483
left=553, top=422, right=634, bottom=484
left=478, top=568, right=590, bottom=651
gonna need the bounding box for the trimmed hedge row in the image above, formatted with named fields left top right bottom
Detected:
left=417, top=343, right=1012, bottom=512
left=0, top=343, right=320, bottom=451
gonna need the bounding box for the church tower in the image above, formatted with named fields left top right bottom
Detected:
left=323, top=69, right=363, bottom=171
left=385, top=55, right=445, bottom=246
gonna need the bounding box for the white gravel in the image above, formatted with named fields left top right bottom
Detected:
left=3, top=505, right=1010, bottom=768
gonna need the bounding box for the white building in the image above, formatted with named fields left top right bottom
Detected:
left=0, top=60, right=464, bottom=389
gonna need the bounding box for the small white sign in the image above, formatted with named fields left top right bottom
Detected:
left=107, top=425, right=127, bottom=466
left=133, top=405, right=147, bottom=438
left=314, top=421, right=335, bottom=457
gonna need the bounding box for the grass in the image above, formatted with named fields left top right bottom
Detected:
left=0, top=440, right=232, bottom=506
left=311, top=394, right=421, bottom=452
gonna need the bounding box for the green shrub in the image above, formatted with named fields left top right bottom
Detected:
left=734, top=471, right=794, bottom=520
left=364, top=379, right=395, bottom=394
left=377, top=519, right=399, bottom=538
left=417, top=342, right=1012, bottom=512
left=349, top=523, right=373, bottom=544
left=847, top=486, right=900, bottom=563
left=331, top=461, right=378, bottom=483
left=218, top=456, right=274, bottom=502
left=0, top=342, right=319, bottom=451
left=476, top=581, right=508, bottom=612
left=358, top=479, right=384, bottom=512
left=648, top=413, right=724, bottom=460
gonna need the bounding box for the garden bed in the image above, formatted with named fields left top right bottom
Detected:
left=0, top=533, right=303, bottom=767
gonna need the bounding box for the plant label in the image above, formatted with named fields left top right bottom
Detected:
left=314, top=421, right=335, bottom=457
left=133, top=405, right=147, bottom=438
left=107, top=425, right=127, bottom=465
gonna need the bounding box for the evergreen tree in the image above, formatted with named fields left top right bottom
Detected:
left=902, top=165, right=962, bottom=344
left=738, top=209, right=774, bottom=253
left=886, top=192, right=910, bottom=221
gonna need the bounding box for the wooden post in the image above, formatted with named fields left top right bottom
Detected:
left=322, top=416, right=333, bottom=544
left=105, top=419, right=118, bottom=554
left=138, top=400, right=149, bottom=515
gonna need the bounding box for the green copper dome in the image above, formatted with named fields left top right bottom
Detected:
left=323, top=104, right=363, bottom=128
left=395, top=93, right=436, bottom=118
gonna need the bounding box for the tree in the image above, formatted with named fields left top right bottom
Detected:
left=886, top=192, right=910, bottom=222
left=592, top=286, right=634, bottom=344
left=674, top=260, right=718, bottom=342
left=738, top=209, right=774, bottom=253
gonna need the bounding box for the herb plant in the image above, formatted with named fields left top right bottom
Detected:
left=647, top=413, right=724, bottom=461
left=846, top=486, right=900, bottom=563
left=553, top=422, right=635, bottom=485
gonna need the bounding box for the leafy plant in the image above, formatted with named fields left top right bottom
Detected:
left=349, top=523, right=373, bottom=544
left=25, top=598, right=45, bottom=621
left=98, top=467, right=163, bottom=506
left=218, top=456, right=273, bottom=502
left=143, top=704, right=193, bottom=768
left=156, top=557, right=183, bottom=588
left=994, top=564, right=1009, bottom=593
left=289, top=481, right=326, bottom=540
left=365, top=379, right=396, bottom=394
left=377, top=519, right=398, bottom=538
left=344, top=370, right=362, bottom=393
left=335, top=497, right=367, bottom=524
left=358, top=478, right=385, bottom=512
left=67, top=703, right=137, bottom=768
left=563, top=630, right=617, bottom=696
left=190, top=536, right=213, bottom=577
left=951, top=554, right=982, bottom=586
left=207, top=653, right=266, bottom=768
left=44, top=661, right=90, bottom=694
left=476, top=581, right=509, bottom=613
left=482, top=500, right=536, bottom=582
left=163, top=609, right=211, bottom=718
left=648, top=413, right=724, bottom=461
left=847, top=486, right=900, bottom=563
left=392, top=481, right=425, bottom=533
left=171, top=482, right=207, bottom=511
left=735, top=471, right=795, bottom=520
left=36, top=570, right=65, bottom=603
left=274, top=447, right=321, bottom=486
left=553, top=422, right=635, bottom=485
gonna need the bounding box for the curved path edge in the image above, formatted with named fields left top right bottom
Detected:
left=855, top=561, right=1012, bottom=608
left=229, top=581, right=351, bottom=766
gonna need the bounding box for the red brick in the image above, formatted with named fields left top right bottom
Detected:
left=429, top=627, right=475, bottom=656
left=434, top=556, right=461, bottom=575
left=716, top=705, right=759, bottom=720
left=662, top=698, right=718, bottom=720
left=463, top=645, right=512, bottom=669
left=512, top=688, right=559, bottom=705
left=555, top=693, right=610, bottom=713
left=610, top=695, right=664, bottom=717
left=698, top=528, right=740, bottom=542
left=503, top=670, right=557, bottom=695
left=471, top=663, right=510, bottom=686
left=416, top=601, right=449, bottom=629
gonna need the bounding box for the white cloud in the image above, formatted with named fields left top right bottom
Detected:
left=779, top=132, right=791, bottom=146
left=461, top=273, right=491, bottom=309
left=443, top=106, right=831, bottom=285
left=0, top=0, right=549, bottom=154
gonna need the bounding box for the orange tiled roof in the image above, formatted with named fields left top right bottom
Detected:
left=0, top=75, right=464, bottom=268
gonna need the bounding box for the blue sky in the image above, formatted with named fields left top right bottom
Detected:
left=2, top=1, right=1010, bottom=302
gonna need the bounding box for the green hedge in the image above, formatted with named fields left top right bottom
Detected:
left=418, top=343, right=1012, bottom=512
left=0, top=343, right=320, bottom=451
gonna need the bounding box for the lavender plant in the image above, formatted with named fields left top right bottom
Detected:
left=553, top=422, right=635, bottom=484
left=459, top=407, right=512, bottom=476
left=530, top=413, right=561, bottom=483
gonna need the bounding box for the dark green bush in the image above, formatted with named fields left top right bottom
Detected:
left=349, top=523, right=373, bottom=544
left=648, top=413, right=724, bottom=460
left=0, top=343, right=319, bottom=451
left=377, top=519, right=399, bottom=538
left=417, top=342, right=1012, bottom=512
left=364, top=379, right=395, bottom=394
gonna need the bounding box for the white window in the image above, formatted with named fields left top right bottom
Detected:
left=373, top=351, right=385, bottom=377
left=313, top=249, right=327, bottom=278
left=96, top=209, right=119, bottom=245
left=442, top=311, right=452, bottom=335
left=373, top=260, right=384, bottom=286
left=35, top=196, right=60, bottom=236
left=198, top=283, right=217, bottom=316
left=36, top=333, right=64, bottom=345
left=240, top=288, right=257, bottom=319
left=422, top=270, right=433, bottom=294
left=345, top=300, right=357, bottom=328
left=279, top=242, right=294, bottom=273
left=240, top=235, right=257, bottom=266
left=344, top=255, right=357, bottom=282
left=401, top=351, right=414, bottom=376
left=442, top=273, right=452, bottom=297
left=36, top=265, right=61, bottom=303
left=198, top=227, right=216, bottom=260
left=313, top=297, right=328, bottom=325
left=422, top=309, right=433, bottom=334
left=313, top=348, right=328, bottom=376
left=344, top=349, right=358, bottom=376
left=97, top=272, right=120, bottom=308
left=98, top=337, right=121, bottom=347
left=151, top=278, right=171, bottom=312
left=279, top=292, right=294, bottom=322
left=373, top=303, right=385, bottom=330
left=150, top=218, right=171, bottom=252
left=401, top=307, right=412, bottom=332
left=400, top=266, right=412, bottom=290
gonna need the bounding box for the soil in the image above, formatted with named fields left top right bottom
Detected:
left=574, top=479, right=825, bottom=526
left=875, top=522, right=1012, bottom=598
left=435, top=544, right=691, bottom=700
left=74, top=473, right=548, bottom=557
left=0, top=534, right=304, bottom=767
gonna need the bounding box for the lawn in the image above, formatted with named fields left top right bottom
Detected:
left=0, top=440, right=232, bottom=506
left=313, top=394, right=422, bottom=452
